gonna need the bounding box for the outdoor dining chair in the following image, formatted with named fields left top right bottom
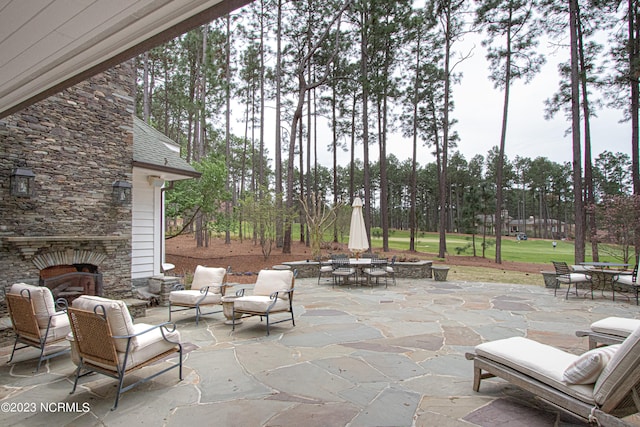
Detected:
left=552, top=261, right=593, bottom=299
left=362, top=258, right=389, bottom=288
left=613, top=259, right=639, bottom=305
left=331, top=257, right=356, bottom=287
left=5, top=283, right=71, bottom=372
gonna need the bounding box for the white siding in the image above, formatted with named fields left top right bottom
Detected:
left=131, top=170, right=161, bottom=280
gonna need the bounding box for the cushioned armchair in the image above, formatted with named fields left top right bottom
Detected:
left=232, top=269, right=296, bottom=336
left=68, top=295, right=182, bottom=410
left=5, top=283, right=71, bottom=372
left=168, top=265, right=228, bottom=325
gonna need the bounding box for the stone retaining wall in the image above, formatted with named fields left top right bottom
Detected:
left=283, top=260, right=433, bottom=280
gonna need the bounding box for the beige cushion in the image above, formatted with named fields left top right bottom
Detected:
left=253, top=270, right=294, bottom=299
left=39, top=317, right=71, bottom=340
left=191, top=266, right=226, bottom=291
left=169, top=290, right=222, bottom=305
left=84, top=323, right=180, bottom=371
left=72, top=295, right=134, bottom=353
left=129, top=323, right=181, bottom=352
left=563, top=345, right=620, bottom=384
left=591, top=317, right=640, bottom=338
left=319, top=265, right=333, bottom=273
left=233, top=296, right=290, bottom=313
left=474, top=337, right=596, bottom=403
left=9, top=283, right=57, bottom=328
left=594, top=323, right=640, bottom=405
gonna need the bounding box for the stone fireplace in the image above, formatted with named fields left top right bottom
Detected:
left=1, top=62, right=134, bottom=321
left=1, top=235, right=130, bottom=313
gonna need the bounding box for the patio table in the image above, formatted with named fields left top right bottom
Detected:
left=580, top=262, right=632, bottom=301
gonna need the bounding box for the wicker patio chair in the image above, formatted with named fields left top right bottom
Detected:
left=68, top=295, right=182, bottom=410
left=5, top=283, right=71, bottom=372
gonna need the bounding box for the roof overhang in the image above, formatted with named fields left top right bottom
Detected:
left=0, top=0, right=252, bottom=119
left=133, top=161, right=202, bottom=181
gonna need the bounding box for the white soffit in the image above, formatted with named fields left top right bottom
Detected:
left=0, top=0, right=250, bottom=118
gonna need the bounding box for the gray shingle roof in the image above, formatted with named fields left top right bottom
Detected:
left=133, top=116, right=200, bottom=178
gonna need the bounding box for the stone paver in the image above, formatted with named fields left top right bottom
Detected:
left=1, top=277, right=640, bottom=426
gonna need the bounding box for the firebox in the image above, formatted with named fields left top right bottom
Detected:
left=39, top=264, right=103, bottom=305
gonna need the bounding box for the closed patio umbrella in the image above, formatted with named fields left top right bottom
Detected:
left=348, top=197, right=369, bottom=258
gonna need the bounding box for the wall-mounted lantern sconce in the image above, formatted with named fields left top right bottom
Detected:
left=112, top=180, right=132, bottom=205
left=10, top=166, right=36, bottom=197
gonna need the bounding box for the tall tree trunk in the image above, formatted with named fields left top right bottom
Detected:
left=438, top=2, right=452, bottom=259
left=494, top=13, right=512, bottom=265
left=629, top=0, right=640, bottom=257
left=275, top=0, right=284, bottom=248
left=225, top=14, right=232, bottom=245
left=143, top=51, right=150, bottom=123
left=409, top=32, right=420, bottom=251
left=569, top=0, right=585, bottom=263
left=361, top=7, right=372, bottom=252
left=380, top=92, right=389, bottom=252
left=576, top=6, right=597, bottom=260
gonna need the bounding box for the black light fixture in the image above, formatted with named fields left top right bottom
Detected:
left=112, top=180, right=132, bottom=205
left=10, top=166, right=35, bottom=197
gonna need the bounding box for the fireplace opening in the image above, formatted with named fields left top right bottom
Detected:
left=39, top=264, right=103, bottom=305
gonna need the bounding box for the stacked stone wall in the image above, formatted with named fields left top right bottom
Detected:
left=0, top=61, right=135, bottom=300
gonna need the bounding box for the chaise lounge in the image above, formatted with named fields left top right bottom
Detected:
left=576, top=316, right=640, bottom=349
left=466, top=323, right=640, bottom=426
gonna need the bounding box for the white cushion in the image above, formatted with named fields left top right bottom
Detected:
left=233, top=296, right=290, bottom=313
left=474, top=337, right=596, bottom=403
left=615, top=274, right=637, bottom=286
left=591, top=317, right=640, bottom=338
left=130, top=323, right=181, bottom=352
left=9, top=283, right=56, bottom=329
left=319, top=265, right=333, bottom=273
left=253, top=270, right=294, bottom=299
left=191, top=266, right=227, bottom=292
left=72, top=295, right=134, bottom=353
left=85, top=330, right=180, bottom=371
left=563, top=345, right=620, bottom=384
left=558, top=273, right=591, bottom=283
left=169, top=290, right=222, bottom=305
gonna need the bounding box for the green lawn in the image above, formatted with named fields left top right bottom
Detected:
left=330, top=228, right=624, bottom=266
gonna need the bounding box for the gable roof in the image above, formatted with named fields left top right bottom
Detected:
left=133, top=116, right=201, bottom=180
